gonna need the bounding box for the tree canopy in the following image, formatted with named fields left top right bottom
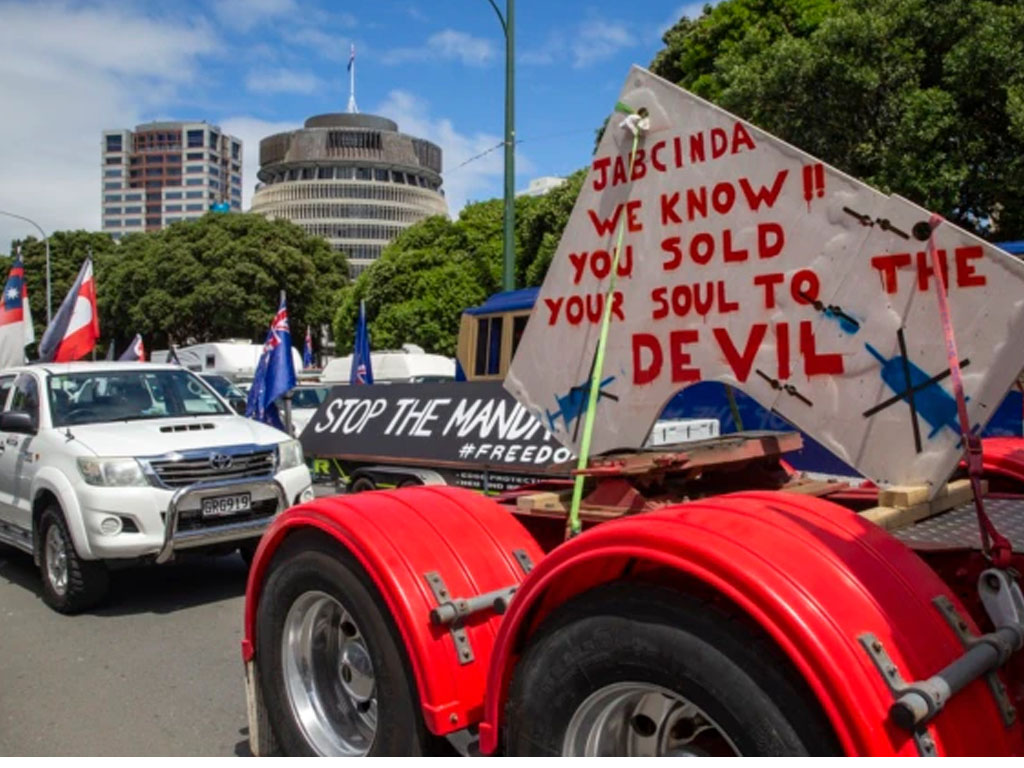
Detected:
left=8, top=213, right=347, bottom=356
left=333, top=169, right=586, bottom=356
left=650, top=0, right=1024, bottom=238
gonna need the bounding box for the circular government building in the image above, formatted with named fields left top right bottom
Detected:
left=251, top=113, right=448, bottom=276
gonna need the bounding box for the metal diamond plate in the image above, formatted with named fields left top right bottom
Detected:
left=892, top=498, right=1024, bottom=549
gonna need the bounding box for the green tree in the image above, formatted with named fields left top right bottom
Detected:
left=7, top=214, right=347, bottom=357
left=103, top=213, right=347, bottom=352
left=650, top=0, right=1024, bottom=238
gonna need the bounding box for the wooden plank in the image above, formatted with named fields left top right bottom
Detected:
left=516, top=490, right=572, bottom=513
left=861, top=479, right=985, bottom=531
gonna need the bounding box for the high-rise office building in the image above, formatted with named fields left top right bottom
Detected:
left=250, top=113, right=447, bottom=276
left=101, top=121, right=242, bottom=239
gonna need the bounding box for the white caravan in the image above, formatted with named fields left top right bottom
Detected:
left=152, top=341, right=304, bottom=382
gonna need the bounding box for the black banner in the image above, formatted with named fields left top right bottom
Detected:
left=300, top=381, right=574, bottom=475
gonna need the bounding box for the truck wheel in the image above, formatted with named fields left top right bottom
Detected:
left=505, top=584, right=838, bottom=756
left=38, top=505, right=109, bottom=614
left=256, top=543, right=425, bottom=755
left=349, top=477, right=376, bottom=493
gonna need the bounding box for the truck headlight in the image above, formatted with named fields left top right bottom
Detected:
left=77, top=457, right=148, bottom=487
left=277, top=440, right=304, bottom=471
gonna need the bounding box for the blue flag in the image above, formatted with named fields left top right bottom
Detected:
left=350, top=300, right=374, bottom=385
left=303, top=325, right=314, bottom=368
left=247, top=292, right=297, bottom=430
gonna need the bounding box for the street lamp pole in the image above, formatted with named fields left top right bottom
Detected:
left=0, top=209, right=51, bottom=324
left=487, top=0, right=515, bottom=292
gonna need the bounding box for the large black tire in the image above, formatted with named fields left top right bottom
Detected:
left=349, top=477, right=376, bottom=494
left=505, top=584, right=840, bottom=756
left=37, top=505, right=109, bottom=614
left=255, top=536, right=426, bottom=756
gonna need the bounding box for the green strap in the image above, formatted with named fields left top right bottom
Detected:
left=568, top=125, right=644, bottom=536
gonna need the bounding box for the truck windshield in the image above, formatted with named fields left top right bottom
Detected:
left=48, top=369, right=231, bottom=426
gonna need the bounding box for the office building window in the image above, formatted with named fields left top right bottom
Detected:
left=146, top=154, right=164, bottom=163
left=185, top=203, right=204, bottom=212
left=104, top=169, right=122, bottom=178
left=185, top=191, right=203, bottom=199
left=375, top=168, right=389, bottom=182
left=187, top=129, right=203, bottom=148
left=210, top=180, right=219, bottom=189
left=103, top=219, right=121, bottom=228
left=104, top=182, right=121, bottom=190
left=124, top=206, right=142, bottom=214
left=103, top=206, right=121, bottom=215
left=166, top=217, right=181, bottom=224
left=209, top=132, right=219, bottom=149
left=187, top=151, right=203, bottom=160
left=165, top=191, right=182, bottom=199
left=166, top=204, right=182, bottom=212
left=125, top=193, right=142, bottom=201
left=146, top=216, right=161, bottom=226
left=356, top=167, right=371, bottom=180
left=145, top=167, right=162, bottom=176
left=105, top=157, right=121, bottom=166
left=166, top=154, right=181, bottom=163
left=145, top=180, right=162, bottom=188
left=231, top=174, right=243, bottom=185
left=105, top=135, right=122, bottom=152
left=124, top=218, right=141, bottom=227
left=186, top=178, right=203, bottom=186
left=185, top=164, right=203, bottom=173
left=231, top=142, right=240, bottom=160
left=166, top=167, right=181, bottom=176
left=103, top=194, right=121, bottom=202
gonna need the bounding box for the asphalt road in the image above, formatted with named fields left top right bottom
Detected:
left=0, top=545, right=252, bottom=756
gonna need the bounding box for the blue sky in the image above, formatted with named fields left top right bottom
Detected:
left=0, top=0, right=708, bottom=251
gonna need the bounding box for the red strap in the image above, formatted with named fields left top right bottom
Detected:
left=925, top=214, right=1012, bottom=567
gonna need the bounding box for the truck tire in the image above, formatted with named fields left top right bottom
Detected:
left=38, top=505, right=110, bottom=614
left=255, top=542, right=425, bottom=756
left=349, top=477, right=376, bottom=493
left=505, top=584, right=839, bottom=756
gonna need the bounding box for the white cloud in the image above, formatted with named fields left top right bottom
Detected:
left=214, top=0, right=297, bottom=31
left=382, top=29, right=496, bottom=67
left=218, top=117, right=300, bottom=211
left=374, top=90, right=533, bottom=218
left=572, top=20, right=636, bottom=69
left=245, top=68, right=322, bottom=95
left=0, top=2, right=220, bottom=253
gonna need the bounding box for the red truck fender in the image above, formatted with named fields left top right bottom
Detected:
left=479, top=491, right=1022, bottom=756
left=242, top=486, right=544, bottom=736
left=980, top=437, right=1024, bottom=487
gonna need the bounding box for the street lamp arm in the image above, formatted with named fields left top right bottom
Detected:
left=0, top=209, right=46, bottom=240
left=486, top=0, right=507, bottom=34
left=0, top=208, right=53, bottom=325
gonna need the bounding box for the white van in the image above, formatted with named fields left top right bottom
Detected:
left=320, top=344, right=455, bottom=384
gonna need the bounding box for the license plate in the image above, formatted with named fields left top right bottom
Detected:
left=201, top=492, right=252, bottom=518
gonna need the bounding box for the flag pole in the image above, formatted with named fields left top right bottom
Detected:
left=280, top=289, right=294, bottom=435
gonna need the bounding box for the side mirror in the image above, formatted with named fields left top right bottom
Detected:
left=1, top=411, right=36, bottom=434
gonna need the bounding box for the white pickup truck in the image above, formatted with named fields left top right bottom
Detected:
left=0, top=362, right=313, bottom=613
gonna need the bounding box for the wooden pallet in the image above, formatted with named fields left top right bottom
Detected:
left=859, top=478, right=986, bottom=531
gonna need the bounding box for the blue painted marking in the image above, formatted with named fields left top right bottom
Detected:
left=864, top=344, right=962, bottom=438
left=546, top=376, right=616, bottom=431
left=824, top=307, right=860, bottom=335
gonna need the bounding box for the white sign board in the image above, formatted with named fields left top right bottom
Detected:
left=506, top=66, right=1024, bottom=494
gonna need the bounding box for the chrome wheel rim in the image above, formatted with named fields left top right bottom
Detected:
left=44, top=525, right=68, bottom=597
left=282, top=590, right=377, bottom=756
left=563, top=682, right=740, bottom=756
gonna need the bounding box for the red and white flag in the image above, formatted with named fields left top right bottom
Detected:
left=118, top=333, right=146, bottom=362
left=38, top=257, right=99, bottom=363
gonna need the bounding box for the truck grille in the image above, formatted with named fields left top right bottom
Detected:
left=148, top=448, right=276, bottom=488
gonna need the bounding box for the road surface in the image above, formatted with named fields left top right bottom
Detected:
left=0, top=545, right=252, bottom=756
